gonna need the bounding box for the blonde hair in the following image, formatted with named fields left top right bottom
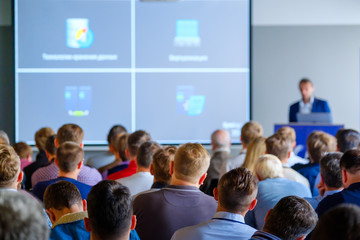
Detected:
left=35, top=127, right=55, bottom=151
left=174, top=143, right=210, bottom=184
left=0, top=144, right=21, bottom=187
left=241, top=121, right=263, bottom=146
left=255, top=154, right=283, bottom=180
left=277, top=126, right=296, bottom=144
left=307, top=131, right=337, bottom=163
left=242, top=137, right=266, bottom=174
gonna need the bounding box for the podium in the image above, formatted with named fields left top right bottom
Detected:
left=274, top=123, right=344, bottom=158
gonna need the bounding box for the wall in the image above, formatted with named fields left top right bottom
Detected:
left=252, top=0, right=360, bottom=136
left=0, top=0, right=14, bottom=142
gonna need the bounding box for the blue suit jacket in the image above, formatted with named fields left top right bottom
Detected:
left=289, top=98, right=331, bottom=122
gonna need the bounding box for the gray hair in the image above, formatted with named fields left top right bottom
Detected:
left=211, top=129, right=231, bottom=149
left=0, top=131, right=10, bottom=145
left=0, top=191, right=49, bottom=240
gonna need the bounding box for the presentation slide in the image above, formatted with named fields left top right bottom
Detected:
left=14, top=0, right=250, bottom=145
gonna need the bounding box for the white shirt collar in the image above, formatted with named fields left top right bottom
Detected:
left=300, top=96, right=314, bottom=107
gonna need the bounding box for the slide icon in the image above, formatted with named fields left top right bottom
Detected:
left=65, top=86, right=92, bottom=116
left=66, top=18, right=94, bottom=48
left=176, top=85, right=205, bottom=116
left=174, top=20, right=201, bottom=47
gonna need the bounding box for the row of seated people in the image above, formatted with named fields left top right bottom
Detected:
left=0, top=121, right=360, bottom=239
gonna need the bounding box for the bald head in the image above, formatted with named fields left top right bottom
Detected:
left=211, top=130, right=231, bottom=150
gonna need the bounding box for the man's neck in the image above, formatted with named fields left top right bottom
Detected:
left=325, top=186, right=343, bottom=192
left=58, top=171, right=79, bottom=180
left=216, top=204, right=246, bottom=217
left=137, top=166, right=150, bottom=173
left=281, top=158, right=288, bottom=164
left=0, top=184, right=18, bottom=190
left=302, top=98, right=311, bottom=104
left=91, top=233, right=129, bottom=240
left=170, top=177, right=199, bottom=188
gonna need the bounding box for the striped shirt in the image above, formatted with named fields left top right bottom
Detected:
left=31, top=162, right=102, bottom=188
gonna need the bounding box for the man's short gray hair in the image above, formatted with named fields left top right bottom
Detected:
left=0, top=131, right=10, bottom=145
left=0, top=191, right=49, bottom=240
left=211, top=129, right=231, bottom=149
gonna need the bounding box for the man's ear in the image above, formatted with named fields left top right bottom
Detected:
left=130, top=215, right=136, bottom=230
left=342, top=169, right=348, bottom=186
left=125, top=149, right=130, bottom=159
left=149, top=164, right=154, bottom=176
left=249, top=199, right=257, bottom=211
left=296, top=236, right=306, bottom=240
left=80, top=143, right=84, bottom=148
left=264, top=209, right=272, bottom=223
left=82, top=199, right=87, bottom=212
left=54, top=138, right=59, bottom=148
left=109, top=144, right=115, bottom=154
left=319, top=174, right=325, bottom=185
left=170, top=161, right=174, bottom=175
left=213, top=187, right=219, bottom=201
left=17, top=171, right=24, bottom=184
left=199, top=173, right=207, bottom=185
left=77, top=160, right=83, bottom=170
left=84, top=218, right=91, bottom=232
left=46, top=209, right=56, bottom=224
left=54, top=158, right=59, bottom=167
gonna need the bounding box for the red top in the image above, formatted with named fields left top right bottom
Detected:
left=107, top=160, right=137, bottom=180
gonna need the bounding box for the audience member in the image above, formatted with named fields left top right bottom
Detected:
left=245, top=154, right=311, bottom=230
left=23, top=127, right=55, bottom=190
left=276, top=126, right=309, bottom=166
left=13, top=141, right=33, bottom=170
left=241, top=136, right=266, bottom=174
left=86, top=124, right=127, bottom=169
left=294, top=131, right=337, bottom=196
left=31, top=135, right=57, bottom=186
left=0, top=190, right=49, bottom=240
left=305, top=152, right=343, bottom=209
left=149, top=146, right=176, bottom=189
left=172, top=167, right=257, bottom=240
left=266, top=133, right=310, bottom=188
left=118, top=141, right=161, bottom=196
left=107, top=130, right=151, bottom=180
left=222, top=121, right=263, bottom=174
left=0, top=144, right=23, bottom=190
left=133, top=143, right=217, bottom=240
left=31, top=124, right=101, bottom=188
left=0, top=130, right=10, bottom=145
left=202, top=129, right=231, bottom=195
left=0, top=144, right=52, bottom=227
left=100, top=133, right=130, bottom=177
left=250, top=196, right=317, bottom=240
left=336, top=128, right=360, bottom=153
left=33, top=142, right=92, bottom=201
left=84, top=180, right=139, bottom=240
left=316, top=149, right=360, bottom=216
left=311, top=204, right=360, bottom=240
left=43, top=181, right=88, bottom=240
left=134, top=146, right=177, bottom=199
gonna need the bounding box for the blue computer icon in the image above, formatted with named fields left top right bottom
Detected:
left=176, top=85, right=205, bottom=116
left=174, top=19, right=201, bottom=47
left=65, top=86, right=92, bottom=116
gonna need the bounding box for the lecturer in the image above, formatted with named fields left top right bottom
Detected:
left=289, top=78, right=331, bottom=122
